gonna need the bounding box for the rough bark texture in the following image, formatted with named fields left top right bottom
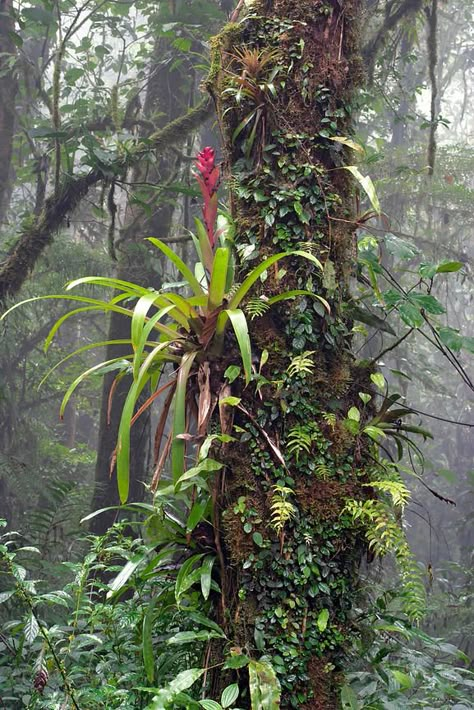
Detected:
left=0, top=0, right=18, bottom=225
left=210, top=1, right=372, bottom=706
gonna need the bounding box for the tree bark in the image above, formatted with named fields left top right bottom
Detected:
left=210, top=2, right=372, bottom=706
left=0, top=0, right=18, bottom=226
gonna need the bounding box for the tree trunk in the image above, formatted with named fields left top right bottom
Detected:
left=90, top=35, right=193, bottom=533
left=0, top=0, right=17, bottom=226
left=210, top=2, right=370, bottom=706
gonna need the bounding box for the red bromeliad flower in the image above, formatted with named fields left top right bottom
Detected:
left=194, top=147, right=219, bottom=249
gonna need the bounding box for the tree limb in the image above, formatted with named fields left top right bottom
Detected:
left=0, top=97, right=214, bottom=306
left=363, top=0, right=424, bottom=82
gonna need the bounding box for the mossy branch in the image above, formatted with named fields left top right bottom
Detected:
left=0, top=98, right=214, bottom=307
left=363, top=0, right=424, bottom=82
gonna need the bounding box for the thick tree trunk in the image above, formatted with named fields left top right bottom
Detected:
left=210, top=2, right=371, bottom=706
left=0, top=0, right=17, bottom=226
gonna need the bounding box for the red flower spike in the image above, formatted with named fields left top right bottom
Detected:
left=194, top=147, right=220, bottom=249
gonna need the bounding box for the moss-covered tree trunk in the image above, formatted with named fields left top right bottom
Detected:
left=210, top=1, right=370, bottom=707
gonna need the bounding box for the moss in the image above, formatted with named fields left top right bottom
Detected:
left=300, top=657, right=340, bottom=710
left=296, top=480, right=357, bottom=521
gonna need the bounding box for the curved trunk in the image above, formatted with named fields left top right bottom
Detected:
left=210, top=2, right=371, bottom=706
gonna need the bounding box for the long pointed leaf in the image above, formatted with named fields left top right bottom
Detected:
left=171, top=351, right=198, bottom=484
left=208, top=247, right=230, bottom=312
left=147, top=237, right=204, bottom=297
left=60, top=357, right=131, bottom=418
left=229, top=251, right=322, bottom=309
left=39, top=339, right=134, bottom=389
left=225, top=309, right=252, bottom=384
left=194, top=218, right=214, bottom=274
left=66, top=276, right=149, bottom=295
left=117, top=342, right=171, bottom=502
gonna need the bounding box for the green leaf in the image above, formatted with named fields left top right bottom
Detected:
left=252, top=532, right=264, bottom=547
left=438, top=326, right=463, bottom=351
left=0, top=590, right=15, bottom=604
left=340, top=684, right=359, bottom=710
left=248, top=659, right=281, bottom=710
left=175, top=554, right=204, bottom=603
left=419, top=262, right=437, bottom=279
left=359, top=392, right=371, bottom=404
left=329, top=136, right=365, bottom=154
left=436, top=260, right=463, bottom=273
left=107, top=553, right=148, bottom=597
left=398, top=303, right=424, bottom=328
left=148, top=237, right=204, bottom=298
left=224, top=365, right=241, bottom=384
left=347, top=407, right=360, bottom=422
left=143, top=592, right=166, bottom=683
left=24, top=613, right=39, bottom=644
left=117, top=342, right=171, bottom=503
left=186, top=501, right=208, bottom=533
left=200, top=555, right=215, bottom=601
left=370, top=373, right=385, bottom=390
left=219, top=396, right=241, bottom=407
left=409, top=293, right=445, bottom=315
left=364, top=425, right=386, bottom=441
left=223, top=654, right=251, bottom=670
left=317, top=608, right=329, bottom=632
left=229, top=251, right=322, bottom=310
left=172, top=352, right=198, bottom=485
left=145, top=668, right=205, bottom=709
left=344, top=165, right=381, bottom=214
left=167, top=631, right=220, bottom=645
left=208, top=247, right=230, bottom=311
left=224, top=309, right=252, bottom=385
left=194, top=218, right=214, bottom=274
left=200, top=702, right=222, bottom=710
left=221, top=684, right=239, bottom=708
left=391, top=669, right=414, bottom=689
left=175, top=458, right=223, bottom=487
left=60, top=357, right=131, bottom=420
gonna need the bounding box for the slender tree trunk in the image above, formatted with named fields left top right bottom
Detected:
left=0, top=0, right=17, bottom=226
left=210, top=2, right=371, bottom=706
left=90, top=35, right=193, bottom=533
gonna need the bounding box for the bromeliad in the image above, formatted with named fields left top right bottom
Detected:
left=2, top=147, right=328, bottom=505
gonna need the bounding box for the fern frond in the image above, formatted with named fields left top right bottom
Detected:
left=322, top=412, right=336, bottom=428
left=270, top=484, right=296, bottom=535
left=245, top=296, right=270, bottom=320
left=343, top=498, right=426, bottom=621
left=315, top=463, right=331, bottom=480
left=287, top=350, right=316, bottom=378
left=364, top=480, right=410, bottom=509
left=286, top=426, right=313, bottom=461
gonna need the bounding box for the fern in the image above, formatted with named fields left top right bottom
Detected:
left=286, top=426, right=313, bottom=461
left=364, top=479, right=410, bottom=509
left=342, top=498, right=426, bottom=622
left=315, top=463, right=331, bottom=480
left=245, top=296, right=270, bottom=320
left=270, top=484, right=296, bottom=535
left=322, top=411, right=336, bottom=428
left=286, top=350, right=316, bottom=378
